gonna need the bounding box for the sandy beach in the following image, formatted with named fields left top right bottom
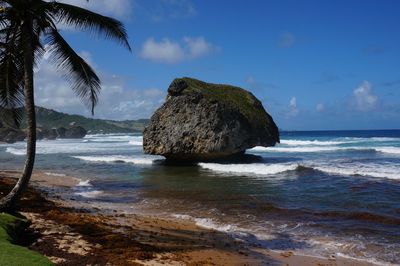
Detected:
left=0, top=169, right=378, bottom=266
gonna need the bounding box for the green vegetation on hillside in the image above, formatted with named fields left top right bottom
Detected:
left=0, top=213, right=53, bottom=266
left=1, top=107, right=149, bottom=134
left=178, top=77, right=270, bottom=131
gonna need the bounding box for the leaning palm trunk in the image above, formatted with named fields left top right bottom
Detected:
left=0, top=15, right=36, bottom=211
left=0, top=0, right=130, bottom=212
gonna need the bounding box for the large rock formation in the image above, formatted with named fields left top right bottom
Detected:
left=143, top=77, right=280, bottom=161
left=40, top=128, right=58, bottom=140
left=56, top=127, right=67, bottom=138
left=0, top=128, right=25, bottom=143
left=0, top=121, right=25, bottom=143
left=64, top=126, right=87, bottom=139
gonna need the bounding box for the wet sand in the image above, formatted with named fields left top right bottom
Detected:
left=0, top=169, right=377, bottom=265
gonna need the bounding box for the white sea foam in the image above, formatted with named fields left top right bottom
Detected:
left=171, top=214, right=192, bottom=220
left=5, top=140, right=130, bottom=155
left=171, top=214, right=397, bottom=265
left=341, top=137, right=399, bottom=142
left=83, top=134, right=144, bottom=147
left=88, top=136, right=134, bottom=142
left=280, top=139, right=347, bottom=146
left=72, top=155, right=155, bottom=165
left=250, top=146, right=342, bottom=153
left=370, top=137, right=400, bottom=142
left=6, top=147, right=25, bottom=155
left=336, top=252, right=397, bottom=266
left=199, top=162, right=298, bottom=176
left=74, top=190, right=103, bottom=198
left=194, top=218, right=239, bottom=232
left=77, top=180, right=92, bottom=187
left=85, top=133, right=133, bottom=139
left=172, top=213, right=238, bottom=232
left=375, top=147, right=400, bottom=155
left=84, top=133, right=115, bottom=138
left=200, top=159, right=400, bottom=180
left=44, top=172, right=66, bottom=177
left=313, top=163, right=400, bottom=180
left=128, top=140, right=143, bottom=146
left=250, top=145, right=396, bottom=154
left=172, top=214, right=246, bottom=237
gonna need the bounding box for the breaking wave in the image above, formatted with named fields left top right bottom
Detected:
left=250, top=146, right=400, bottom=154
left=72, top=155, right=155, bottom=165
left=198, top=162, right=299, bottom=176
left=199, top=161, right=400, bottom=180
left=280, top=139, right=348, bottom=146
left=128, top=140, right=143, bottom=146
left=6, top=147, right=25, bottom=156
left=313, top=164, right=400, bottom=180
left=375, top=147, right=400, bottom=155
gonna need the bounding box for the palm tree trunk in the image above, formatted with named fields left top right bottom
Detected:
left=0, top=14, right=36, bottom=212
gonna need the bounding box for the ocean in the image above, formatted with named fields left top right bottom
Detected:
left=1, top=130, right=399, bottom=265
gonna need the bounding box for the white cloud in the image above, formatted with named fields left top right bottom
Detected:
left=34, top=49, right=165, bottom=120
left=57, top=0, right=132, bottom=18
left=353, top=81, right=378, bottom=111
left=183, top=37, right=213, bottom=58
left=94, top=85, right=165, bottom=120
left=316, top=103, right=325, bottom=112
left=278, top=32, right=296, bottom=48
left=149, top=0, right=196, bottom=22
left=140, top=38, right=185, bottom=63
left=288, top=96, right=299, bottom=117
left=140, top=36, right=216, bottom=64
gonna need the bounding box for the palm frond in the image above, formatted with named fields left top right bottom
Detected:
left=0, top=19, right=24, bottom=127
left=49, top=2, right=131, bottom=51
left=0, top=42, right=24, bottom=127
left=0, top=106, right=24, bottom=128
left=46, top=29, right=101, bottom=114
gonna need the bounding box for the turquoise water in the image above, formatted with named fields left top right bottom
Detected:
left=1, top=130, right=399, bottom=264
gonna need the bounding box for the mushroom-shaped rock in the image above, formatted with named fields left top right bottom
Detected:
left=143, top=77, right=280, bottom=161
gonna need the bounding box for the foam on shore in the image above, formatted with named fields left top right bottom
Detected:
left=77, top=180, right=92, bottom=187
left=74, top=190, right=103, bottom=198
left=44, top=172, right=67, bottom=177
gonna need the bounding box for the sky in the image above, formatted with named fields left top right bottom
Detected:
left=34, top=0, right=400, bottom=130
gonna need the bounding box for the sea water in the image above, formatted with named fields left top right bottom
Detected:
left=1, top=130, right=399, bottom=265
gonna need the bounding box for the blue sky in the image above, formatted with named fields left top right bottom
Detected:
left=35, top=0, right=400, bottom=130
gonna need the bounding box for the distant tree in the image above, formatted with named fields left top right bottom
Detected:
left=0, top=0, right=131, bottom=211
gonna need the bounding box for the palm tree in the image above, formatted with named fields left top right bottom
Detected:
left=0, top=0, right=131, bottom=211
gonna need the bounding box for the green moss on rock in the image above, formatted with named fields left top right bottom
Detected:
left=0, top=213, right=53, bottom=266
left=170, top=77, right=279, bottom=141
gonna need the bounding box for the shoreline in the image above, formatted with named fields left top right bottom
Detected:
left=1, top=169, right=379, bottom=265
